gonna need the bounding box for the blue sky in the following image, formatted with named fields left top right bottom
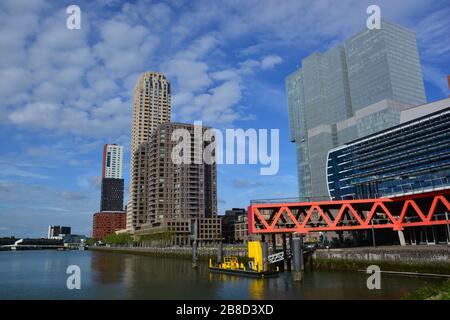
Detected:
left=0, top=0, right=449, bottom=238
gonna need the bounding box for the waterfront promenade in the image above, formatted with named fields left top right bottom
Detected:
left=90, top=245, right=248, bottom=261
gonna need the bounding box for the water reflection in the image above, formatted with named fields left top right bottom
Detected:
left=0, top=251, right=445, bottom=300
left=91, top=252, right=220, bottom=299
left=248, top=279, right=264, bottom=299
left=91, top=251, right=127, bottom=284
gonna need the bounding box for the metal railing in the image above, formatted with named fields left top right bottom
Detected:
left=250, top=196, right=331, bottom=204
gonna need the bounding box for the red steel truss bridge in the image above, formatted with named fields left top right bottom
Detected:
left=247, top=190, right=450, bottom=234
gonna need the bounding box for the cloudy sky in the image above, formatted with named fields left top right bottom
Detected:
left=0, top=0, right=448, bottom=238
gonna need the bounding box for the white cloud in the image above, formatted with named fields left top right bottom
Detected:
left=10, top=102, right=59, bottom=129
left=0, top=159, right=52, bottom=180
left=94, top=20, right=159, bottom=76
left=415, top=7, right=450, bottom=96
left=260, top=55, right=283, bottom=69
left=0, top=68, right=32, bottom=101
left=422, top=65, right=449, bottom=96
left=2, top=0, right=443, bottom=138
left=0, top=1, right=156, bottom=140
left=164, top=58, right=212, bottom=93
left=210, top=70, right=240, bottom=81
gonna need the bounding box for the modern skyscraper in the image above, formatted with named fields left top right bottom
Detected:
left=135, top=122, right=221, bottom=246
left=127, top=72, right=171, bottom=231
left=286, top=20, right=427, bottom=199
left=100, top=144, right=124, bottom=212
left=346, top=21, right=426, bottom=110
left=287, top=45, right=353, bottom=198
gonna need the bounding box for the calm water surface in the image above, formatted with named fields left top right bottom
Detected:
left=0, top=250, right=443, bottom=299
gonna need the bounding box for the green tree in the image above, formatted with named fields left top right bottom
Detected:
left=104, top=233, right=133, bottom=245
left=85, top=238, right=96, bottom=246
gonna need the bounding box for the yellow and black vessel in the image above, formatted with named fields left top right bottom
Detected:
left=209, top=241, right=279, bottom=278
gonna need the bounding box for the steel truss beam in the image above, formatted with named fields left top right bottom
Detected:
left=248, top=190, right=450, bottom=234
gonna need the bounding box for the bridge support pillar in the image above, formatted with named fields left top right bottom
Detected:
left=192, top=240, right=198, bottom=269
left=299, top=235, right=304, bottom=271
left=217, top=242, right=223, bottom=264
left=445, top=212, right=450, bottom=245
left=272, top=234, right=276, bottom=253
left=261, top=240, right=269, bottom=271
left=397, top=230, right=406, bottom=246
left=282, top=234, right=289, bottom=271
left=289, top=234, right=294, bottom=271
left=292, top=233, right=304, bottom=282
left=411, top=227, right=417, bottom=245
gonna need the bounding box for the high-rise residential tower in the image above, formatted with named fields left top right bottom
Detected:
left=102, top=144, right=123, bottom=179
left=127, top=72, right=171, bottom=231
left=135, top=122, right=221, bottom=246
left=100, top=144, right=124, bottom=212
left=286, top=20, right=426, bottom=199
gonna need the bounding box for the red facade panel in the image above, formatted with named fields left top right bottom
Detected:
left=92, top=211, right=126, bottom=240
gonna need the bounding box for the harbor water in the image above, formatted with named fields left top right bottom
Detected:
left=0, top=250, right=444, bottom=299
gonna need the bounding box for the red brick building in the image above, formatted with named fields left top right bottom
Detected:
left=92, top=211, right=126, bottom=240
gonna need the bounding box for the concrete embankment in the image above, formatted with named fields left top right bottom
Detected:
left=312, top=245, right=450, bottom=275
left=92, top=245, right=450, bottom=275
left=90, top=245, right=247, bottom=261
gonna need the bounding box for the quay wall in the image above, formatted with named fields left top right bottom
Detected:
left=312, top=246, right=450, bottom=274
left=89, top=245, right=247, bottom=261
left=90, top=245, right=450, bottom=274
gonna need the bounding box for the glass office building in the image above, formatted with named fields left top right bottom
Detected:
left=286, top=20, right=426, bottom=199
left=286, top=46, right=353, bottom=198
left=327, top=105, right=450, bottom=200
left=346, top=21, right=426, bottom=111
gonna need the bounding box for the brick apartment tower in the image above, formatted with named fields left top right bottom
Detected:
left=127, top=72, right=171, bottom=231
left=135, top=122, right=221, bottom=246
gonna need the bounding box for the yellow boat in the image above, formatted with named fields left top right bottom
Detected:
left=209, top=241, right=279, bottom=278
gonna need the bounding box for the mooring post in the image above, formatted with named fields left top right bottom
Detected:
left=431, top=226, right=437, bottom=245
left=271, top=234, right=276, bottom=253
left=261, top=240, right=269, bottom=272
left=282, top=234, right=288, bottom=271
left=299, top=234, right=304, bottom=271
left=445, top=212, right=450, bottom=245
left=371, top=219, right=376, bottom=247
left=292, top=233, right=303, bottom=282
left=192, top=240, right=198, bottom=269
left=397, top=230, right=406, bottom=246
left=217, top=242, right=223, bottom=264
left=289, top=233, right=294, bottom=271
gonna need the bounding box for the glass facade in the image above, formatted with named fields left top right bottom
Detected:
left=286, top=69, right=312, bottom=197
left=346, top=20, right=426, bottom=111
left=286, top=20, right=426, bottom=199
left=286, top=46, right=352, bottom=198
left=327, top=107, right=450, bottom=199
